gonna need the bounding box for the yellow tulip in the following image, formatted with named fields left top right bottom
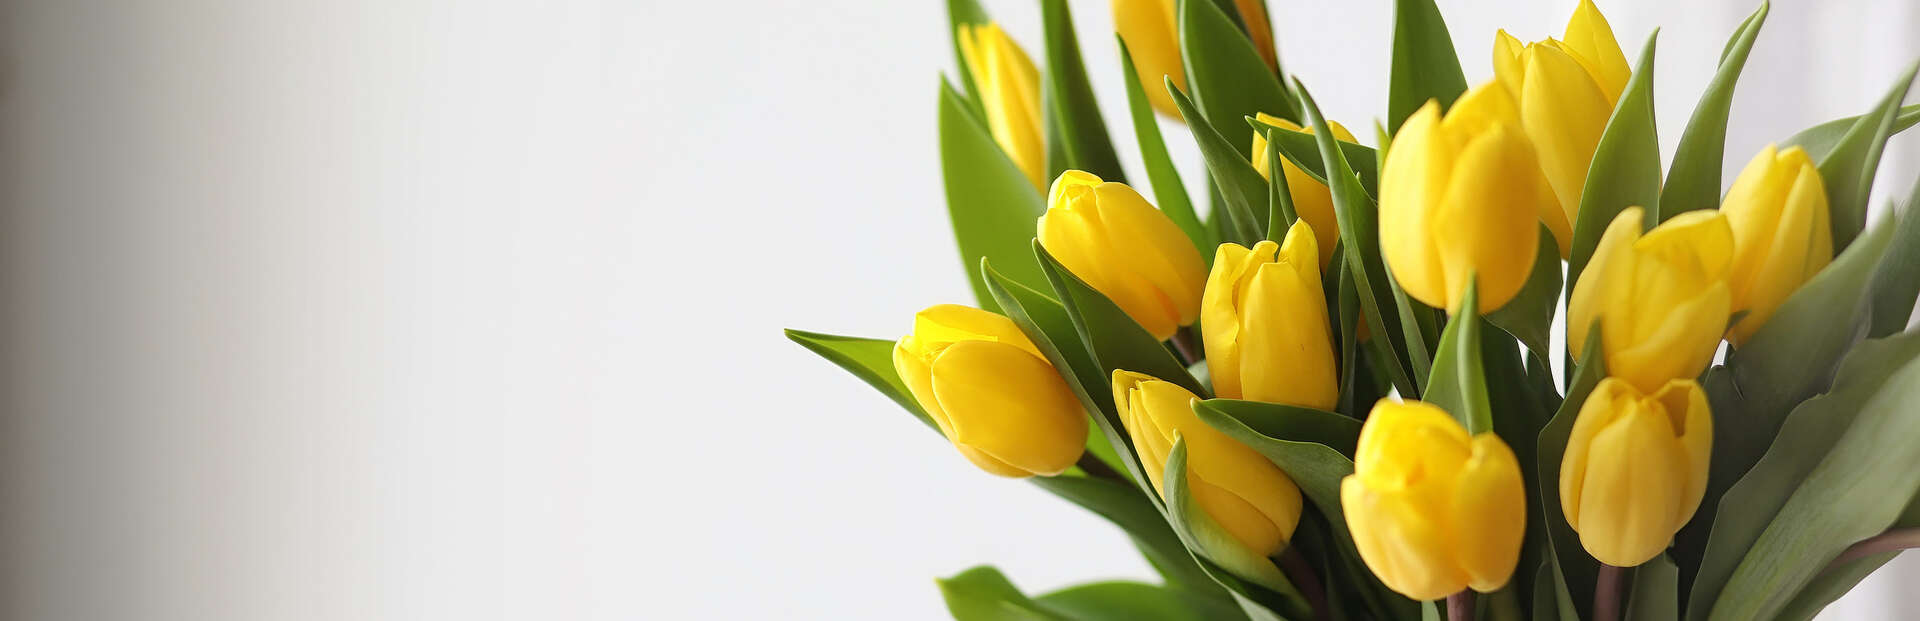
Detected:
left=1560, top=378, right=1712, bottom=567
left=1250, top=114, right=1356, bottom=267
left=1039, top=171, right=1209, bottom=340
left=893, top=304, right=1088, bottom=477
left=1114, top=370, right=1303, bottom=556
left=1342, top=400, right=1526, bottom=601
left=1720, top=144, right=1832, bottom=346
left=1114, top=0, right=1275, bottom=117
left=1493, top=0, right=1632, bottom=254
left=957, top=22, right=1047, bottom=191
left=1568, top=207, right=1733, bottom=393
left=1200, top=220, right=1338, bottom=409
left=1378, top=82, right=1549, bottom=314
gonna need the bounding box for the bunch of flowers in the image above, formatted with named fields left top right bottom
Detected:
left=788, top=0, right=1920, bottom=619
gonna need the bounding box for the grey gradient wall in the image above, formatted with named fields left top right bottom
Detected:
left=0, top=0, right=1913, bottom=619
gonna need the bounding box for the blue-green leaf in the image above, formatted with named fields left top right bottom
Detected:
left=1487, top=228, right=1563, bottom=369
left=1386, top=0, right=1467, bottom=134
left=1039, top=0, right=1126, bottom=182
left=1180, top=0, right=1296, bottom=131
left=1659, top=2, right=1767, bottom=221
left=1627, top=555, right=1680, bottom=621
left=1867, top=183, right=1920, bottom=337
left=939, top=79, right=1049, bottom=312
left=1425, top=282, right=1492, bottom=434
left=1816, top=62, right=1919, bottom=252
left=1567, top=31, right=1661, bottom=298
left=1118, top=38, right=1211, bottom=256
left=1781, top=103, right=1920, bottom=163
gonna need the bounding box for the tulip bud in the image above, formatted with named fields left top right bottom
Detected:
left=893, top=305, right=1088, bottom=477
left=1200, top=220, right=1338, bottom=409
left=1493, top=0, right=1632, bottom=254
left=1039, top=171, right=1208, bottom=340
left=1378, top=82, right=1548, bottom=314
left=957, top=22, right=1047, bottom=191
left=1568, top=208, right=1733, bottom=393
left=1560, top=378, right=1712, bottom=567
left=1250, top=114, right=1356, bottom=268
left=1720, top=144, right=1833, bottom=346
left=1114, top=0, right=1274, bottom=118
left=1342, top=400, right=1526, bottom=601
left=1114, top=370, right=1303, bottom=556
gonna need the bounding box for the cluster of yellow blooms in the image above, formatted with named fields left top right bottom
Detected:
left=899, top=0, right=1837, bottom=604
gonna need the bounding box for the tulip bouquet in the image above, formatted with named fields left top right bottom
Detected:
left=787, top=0, right=1920, bottom=619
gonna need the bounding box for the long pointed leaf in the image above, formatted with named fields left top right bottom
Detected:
left=1118, top=38, right=1212, bottom=256
left=1038, top=0, right=1126, bottom=182
left=1659, top=2, right=1767, bottom=221
left=1180, top=0, right=1297, bottom=130
left=1567, top=32, right=1662, bottom=298
left=1170, top=81, right=1267, bottom=244
left=939, top=79, right=1049, bottom=311
left=1815, top=61, right=1918, bottom=251
left=1386, top=0, right=1467, bottom=134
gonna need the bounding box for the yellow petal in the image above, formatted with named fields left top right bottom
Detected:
left=1568, top=208, right=1643, bottom=363
left=1560, top=378, right=1637, bottom=527
left=1654, top=380, right=1713, bottom=529
left=1611, top=280, right=1728, bottom=394
left=1430, top=124, right=1541, bottom=313
left=1493, top=30, right=1528, bottom=100
left=910, top=304, right=1044, bottom=359
left=1343, top=477, right=1468, bottom=601
left=1562, top=0, right=1632, bottom=105
left=1574, top=395, right=1687, bottom=566
left=1239, top=229, right=1337, bottom=409
left=1114, top=0, right=1186, bottom=118
left=1200, top=241, right=1276, bottom=399
left=1453, top=434, right=1526, bottom=592
left=1379, top=103, right=1451, bottom=310
left=1518, top=43, right=1612, bottom=235
left=1192, top=474, right=1286, bottom=555
left=1727, top=150, right=1830, bottom=344
left=1094, top=181, right=1209, bottom=328
left=930, top=340, right=1088, bottom=476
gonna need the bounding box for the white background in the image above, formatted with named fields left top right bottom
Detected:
left=0, top=0, right=1915, bottom=619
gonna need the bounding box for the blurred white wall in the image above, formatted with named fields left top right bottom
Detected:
left=0, top=0, right=1913, bottom=619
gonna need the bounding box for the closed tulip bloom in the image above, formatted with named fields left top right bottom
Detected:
left=893, top=305, right=1088, bottom=478
left=1200, top=220, right=1338, bottom=409
left=957, top=22, right=1046, bottom=190
left=1114, top=0, right=1274, bottom=117
left=1250, top=113, right=1356, bottom=267
left=1493, top=0, right=1632, bottom=254
left=1114, top=370, right=1303, bottom=556
left=1569, top=208, right=1734, bottom=393
left=1342, top=400, right=1526, bottom=601
left=1379, top=82, right=1548, bottom=314
left=1720, top=144, right=1832, bottom=346
left=1561, top=378, right=1712, bottom=567
left=1039, top=171, right=1208, bottom=340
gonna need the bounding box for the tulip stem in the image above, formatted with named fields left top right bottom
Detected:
left=1073, top=453, right=1125, bottom=483
left=1277, top=546, right=1330, bottom=621
left=1825, top=527, right=1920, bottom=570
left=1446, top=590, right=1473, bottom=621
left=1594, top=563, right=1624, bottom=621
left=1169, top=326, right=1202, bottom=366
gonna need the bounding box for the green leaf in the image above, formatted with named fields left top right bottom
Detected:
left=1658, top=2, right=1767, bottom=221
left=984, top=260, right=1144, bottom=486
left=1389, top=275, right=1435, bottom=393
left=1035, top=242, right=1206, bottom=398
left=1486, top=228, right=1563, bottom=370
left=1867, top=185, right=1920, bottom=337
left=1626, top=555, right=1680, bottom=621
left=1038, top=0, right=1126, bottom=182
left=1169, top=82, right=1267, bottom=245
left=1161, top=437, right=1308, bottom=617
left=1295, top=79, right=1417, bottom=397
left=1770, top=550, right=1900, bottom=621
left=1567, top=31, right=1661, bottom=301
left=1532, top=560, right=1566, bottom=621
left=1031, top=475, right=1216, bottom=592
left=939, top=79, right=1049, bottom=312
left=1424, top=281, right=1491, bottom=434
left=1674, top=215, right=1900, bottom=589
left=1538, top=325, right=1608, bottom=621
left=939, top=566, right=1070, bottom=621
left=1780, top=103, right=1920, bottom=161
left=945, top=0, right=992, bottom=118
left=1814, top=61, right=1918, bottom=251
left=1245, top=117, right=1381, bottom=196
left=784, top=329, right=930, bottom=429
left=1118, top=39, right=1211, bottom=256
left=1262, top=129, right=1297, bottom=241
left=1179, top=0, right=1297, bottom=131
left=1699, top=330, right=1920, bottom=621
left=1386, top=0, right=1467, bottom=134
left=1036, top=580, right=1245, bottom=620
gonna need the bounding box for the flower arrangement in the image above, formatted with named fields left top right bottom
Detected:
left=787, top=0, right=1920, bottom=619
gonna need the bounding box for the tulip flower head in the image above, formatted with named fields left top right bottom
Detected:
left=1250, top=113, right=1356, bottom=267
left=1560, top=378, right=1712, bottom=567
left=1039, top=171, right=1208, bottom=341
left=1200, top=220, right=1338, bottom=409
left=893, top=305, right=1088, bottom=477
left=1114, top=370, right=1302, bottom=556
left=1342, top=400, right=1526, bottom=601
left=957, top=22, right=1046, bottom=190
left=1493, top=0, right=1633, bottom=253
left=1720, top=144, right=1832, bottom=346
left=1114, top=0, right=1275, bottom=117
left=1379, top=81, right=1548, bottom=314
left=1568, top=208, right=1733, bottom=393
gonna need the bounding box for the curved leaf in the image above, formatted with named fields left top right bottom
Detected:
left=939, top=79, right=1049, bottom=312
left=939, top=566, right=1071, bottom=621
left=1118, top=38, right=1211, bottom=256
left=1424, top=282, right=1491, bottom=434
left=1567, top=31, right=1661, bottom=297
left=1539, top=326, right=1608, bottom=621
left=1627, top=555, right=1680, bottom=621
left=785, top=329, right=929, bottom=429
left=1246, top=117, right=1381, bottom=196
left=1780, top=104, right=1920, bottom=161
left=1814, top=61, right=1918, bottom=251
left=1032, top=474, right=1216, bottom=591
left=1169, top=82, right=1267, bottom=245
left=1162, top=437, right=1308, bottom=618
left=1039, top=0, right=1126, bottom=182
left=1867, top=184, right=1920, bottom=338
left=1035, top=242, right=1206, bottom=397
left=1659, top=2, right=1767, bottom=221
left=1487, top=228, right=1563, bottom=369
left=1180, top=0, right=1296, bottom=131
left=1038, top=579, right=1245, bottom=620
left=1386, top=0, right=1467, bottom=134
